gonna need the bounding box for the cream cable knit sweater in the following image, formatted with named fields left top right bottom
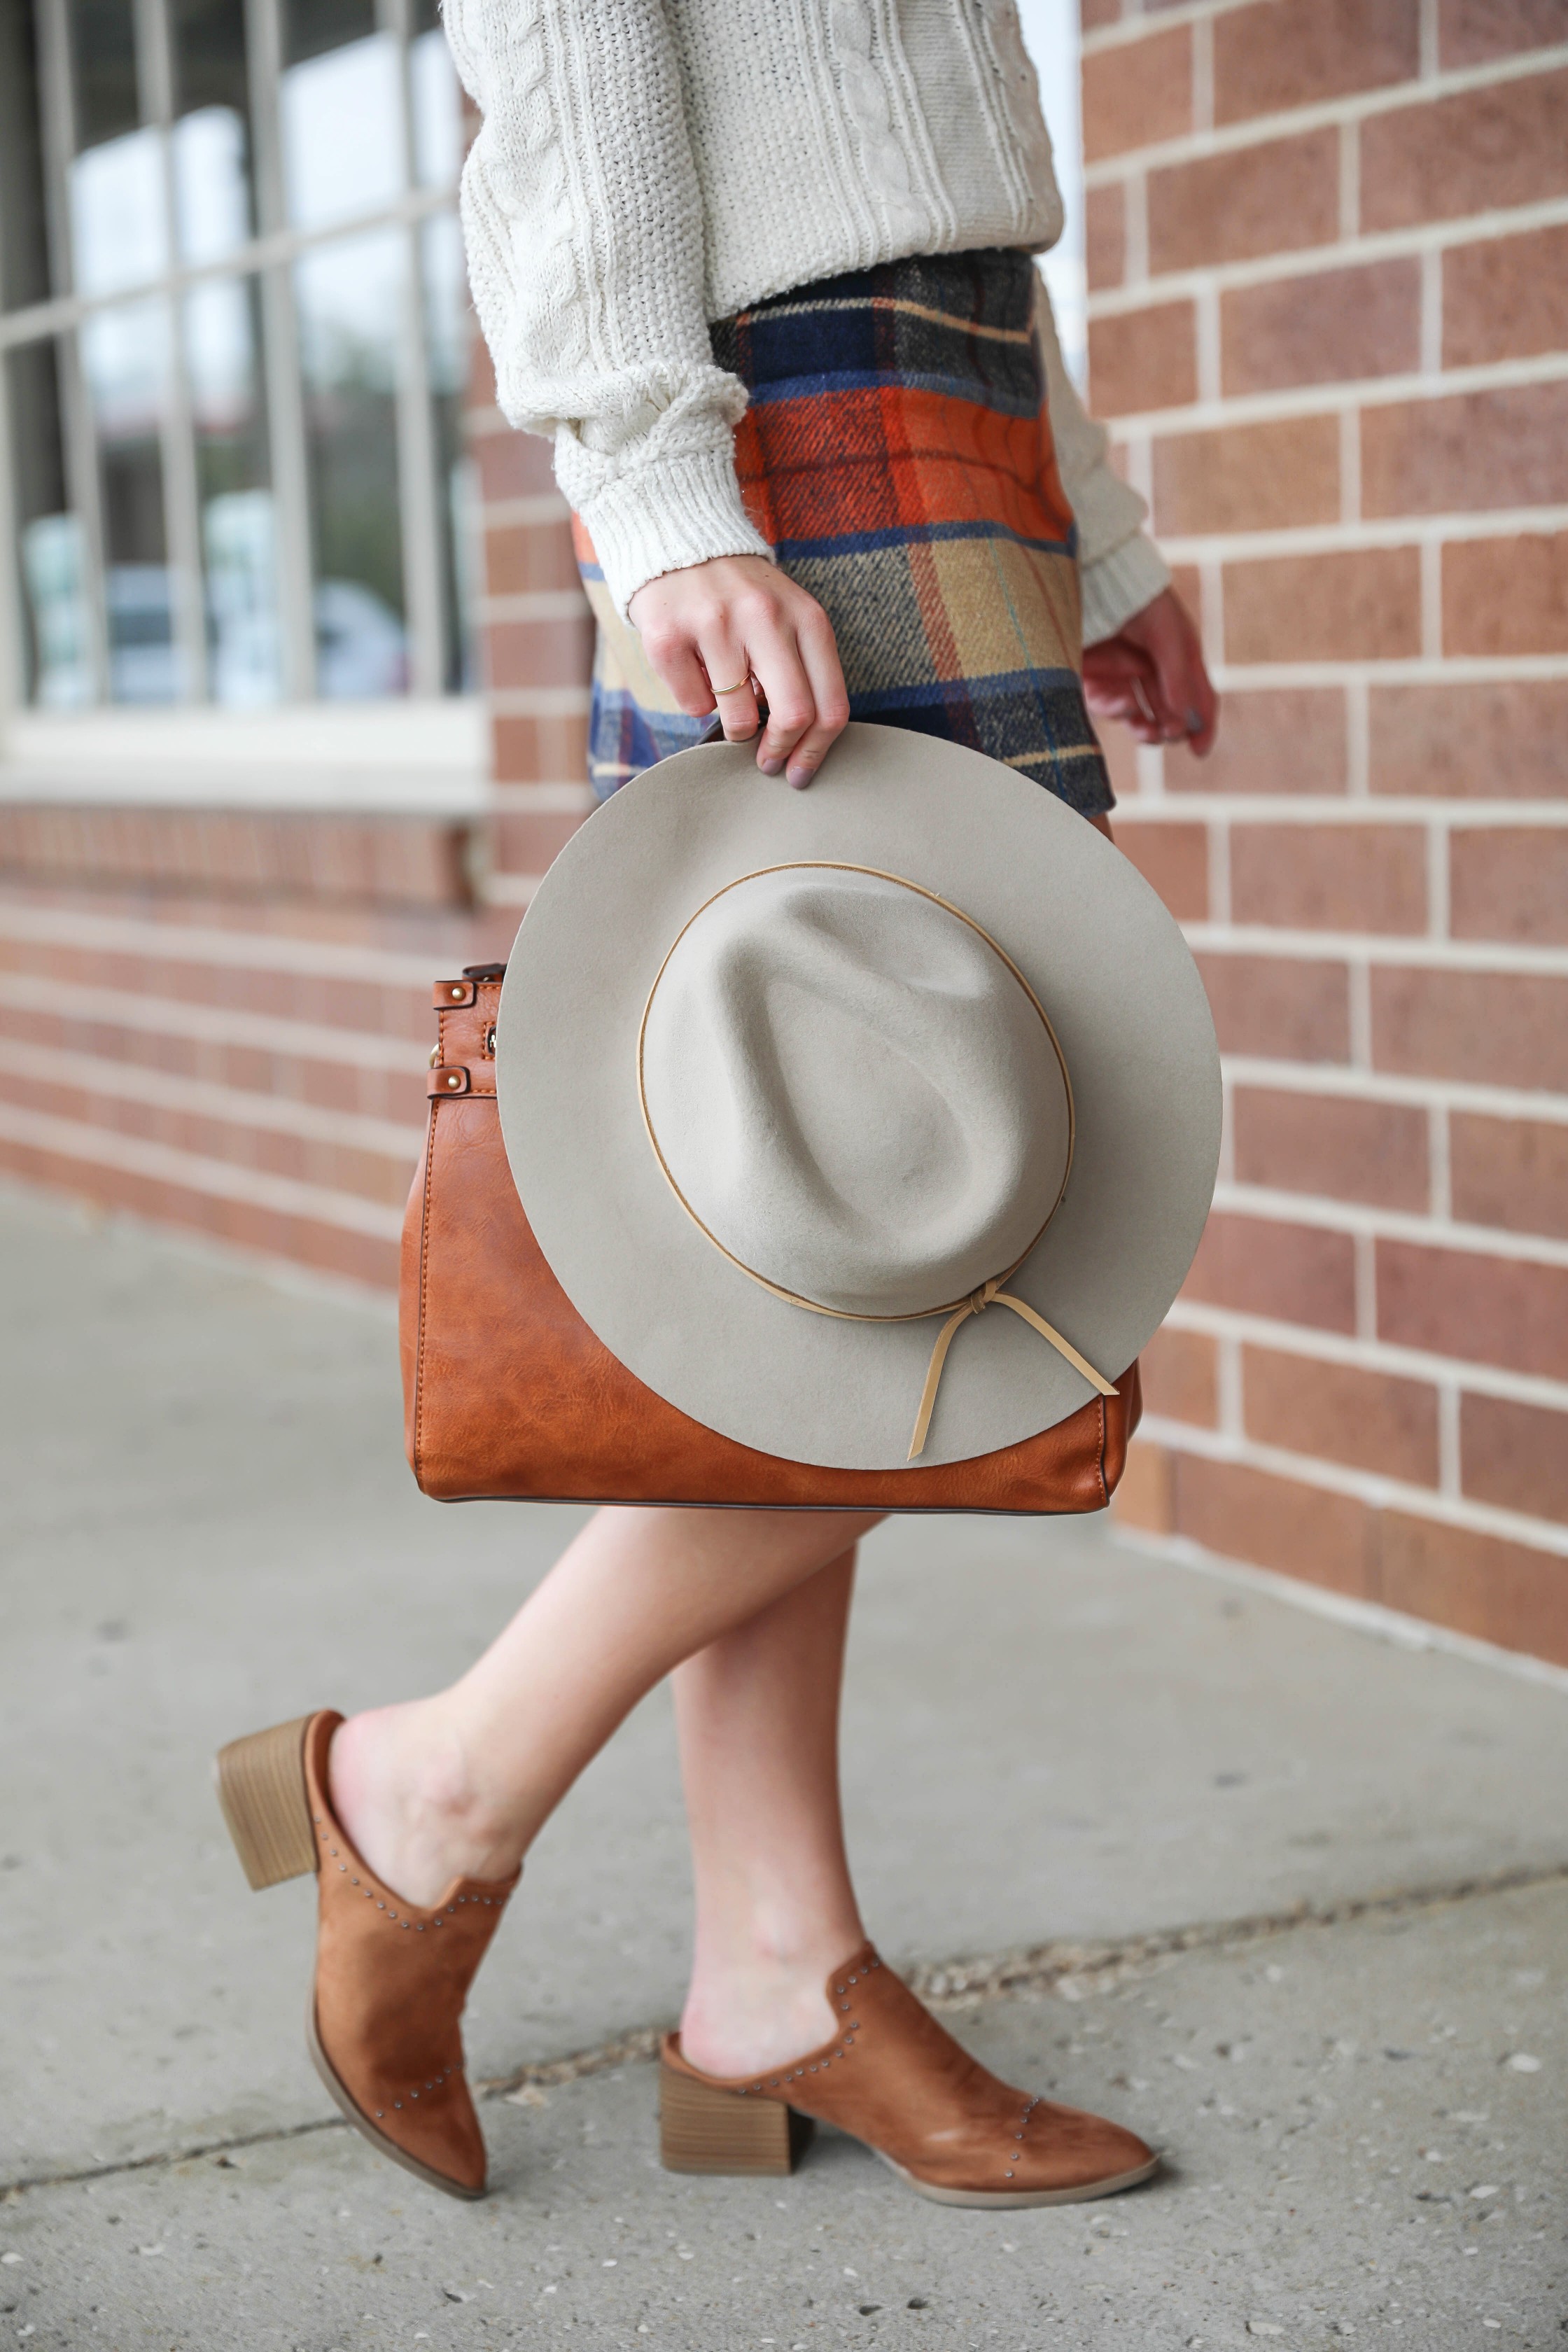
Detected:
left=445, top=0, right=1169, bottom=639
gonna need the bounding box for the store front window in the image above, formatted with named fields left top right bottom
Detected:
left=0, top=0, right=472, bottom=710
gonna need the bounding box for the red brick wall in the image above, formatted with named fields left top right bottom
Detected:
left=0, top=814, right=513, bottom=1284
left=467, top=337, right=597, bottom=906
left=1085, top=0, right=1568, bottom=1664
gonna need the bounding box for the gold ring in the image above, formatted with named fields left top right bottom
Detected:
left=709, top=676, right=751, bottom=698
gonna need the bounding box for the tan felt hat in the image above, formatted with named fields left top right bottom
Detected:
left=496, top=723, right=1220, bottom=1472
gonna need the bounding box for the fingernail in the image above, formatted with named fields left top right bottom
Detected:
left=757, top=756, right=784, bottom=777
left=1185, top=708, right=1203, bottom=734
left=787, top=766, right=813, bottom=790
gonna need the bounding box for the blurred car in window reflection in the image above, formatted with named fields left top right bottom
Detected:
left=313, top=579, right=408, bottom=698
left=106, top=564, right=181, bottom=703
left=92, top=561, right=408, bottom=703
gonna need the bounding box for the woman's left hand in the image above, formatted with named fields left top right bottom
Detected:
left=1082, top=586, right=1219, bottom=755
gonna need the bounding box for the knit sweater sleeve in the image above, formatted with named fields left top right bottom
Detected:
left=1034, top=281, right=1171, bottom=648
left=444, top=0, right=772, bottom=618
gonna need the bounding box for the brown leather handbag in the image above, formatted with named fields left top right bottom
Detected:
left=400, top=965, right=1140, bottom=1509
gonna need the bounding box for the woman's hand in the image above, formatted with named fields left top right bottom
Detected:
left=628, top=555, right=850, bottom=789
left=1082, top=585, right=1219, bottom=756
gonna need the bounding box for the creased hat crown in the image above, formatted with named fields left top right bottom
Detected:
left=638, top=866, right=1072, bottom=1319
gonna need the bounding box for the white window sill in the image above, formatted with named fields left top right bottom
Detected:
left=0, top=700, right=489, bottom=814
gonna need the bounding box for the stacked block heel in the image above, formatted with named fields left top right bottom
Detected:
left=659, top=2061, right=814, bottom=2175
left=215, top=1714, right=319, bottom=1889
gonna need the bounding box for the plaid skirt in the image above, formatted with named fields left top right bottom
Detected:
left=574, top=248, right=1114, bottom=819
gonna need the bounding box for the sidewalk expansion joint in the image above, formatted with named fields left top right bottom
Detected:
left=8, top=1858, right=1564, bottom=2201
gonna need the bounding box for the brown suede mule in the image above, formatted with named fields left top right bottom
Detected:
left=660, top=1942, right=1158, bottom=2207
left=216, top=1710, right=518, bottom=2200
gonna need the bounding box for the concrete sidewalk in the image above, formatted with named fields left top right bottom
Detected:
left=2, top=1184, right=1564, bottom=2347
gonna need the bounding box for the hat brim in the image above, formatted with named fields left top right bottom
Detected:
left=496, top=724, right=1219, bottom=1471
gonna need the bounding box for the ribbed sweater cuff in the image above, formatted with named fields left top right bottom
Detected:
left=578, top=448, right=775, bottom=620
left=1080, top=532, right=1172, bottom=648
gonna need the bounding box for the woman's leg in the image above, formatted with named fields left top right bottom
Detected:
left=674, top=1546, right=862, bottom=2079
left=329, top=1504, right=883, bottom=1911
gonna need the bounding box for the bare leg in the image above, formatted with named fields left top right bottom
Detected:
left=330, top=1504, right=883, bottom=1910
left=674, top=1546, right=863, bottom=2078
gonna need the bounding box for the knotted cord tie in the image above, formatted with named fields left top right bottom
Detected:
left=906, top=1278, right=1116, bottom=1462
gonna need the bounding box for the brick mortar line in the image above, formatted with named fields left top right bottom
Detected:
left=1116, top=802, right=1568, bottom=827
left=1084, top=193, right=1568, bottom=298
left=0, top=787, right=487, bottom=819
left=1207, top=1181, right=1568, bottom=1270
left=1215, top=1056, right=1568, bottom=1126
left=1161, top=1298, right=1568, bottom=1414
left=0, top=1105, right=407, bottom=1240
left=464, top=405, right=519, bottom=440
left=0, top=974, right=428, bottom=1073
left=1137, top=1411, right=1568, bottom=1558
left=489, top=687, right=592, bottom=718
left=1155, top=510, right=1568, bottom=564
left=1080, top=39, right=1568, bottom=172
left=1080, top=0, right=1256, bottom=56
left=477, top=592, right=591, bottom=624
left=1420, top=241, right=1445, bottom=380
left=1346, top=676, right=1371, bottom=797
left=1197, top=657, right=1568, bottom=686
left=1180, top=923, right=1568, bottom=975
left=483, top=872, right=547, bottom=908
left=478, top=493, right=571, bottom=529
left=1429, top=818, right=1457, bottom=945
left=491, top=782, right=596, bottom=811
left=1093, top=353, right=1568, bottom=433
left=0, top=906, right=457, bottom=989
left=1438, top=1375, right=1464, bottom=1496
left=0, top=1040, right=424, bottom=1159
left=7, top=1863, right=1562, bottom=2201
left=1191, top=8, right=1214, bottom=135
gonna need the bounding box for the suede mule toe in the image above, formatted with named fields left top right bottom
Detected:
left=216, top=1710, right=519, bottom=2200
left=659, top=1942, right=1158, bottom=2208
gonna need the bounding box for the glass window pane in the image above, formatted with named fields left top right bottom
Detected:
left=7, top=340, right=95, bottom=706
left=281, top=31, right=402, bottom=230
left=410, top=27, right=461, bottom=190
left=69, top=0, right=164, bottom=298
left=171, top=0, right=256, bottom=260
left=81, top=298, right=183, bottom=703
left=423, top=213, right=475, bottom=692
left=69, top=0, right=142, bottom=150
left=174, top=107, right=251, bottom=264
left=1, top=1, right=51, bottom=311
left=295, top=230, right=408, bottom=698
left=186, top=276, right=282, bottom=704
left=69, top=128, right=168, bottom=296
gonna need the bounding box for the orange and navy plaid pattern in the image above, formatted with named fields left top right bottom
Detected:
left=575, top=250, right=1113, bottom=818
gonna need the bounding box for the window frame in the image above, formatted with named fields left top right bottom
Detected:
left=0, top=0, right=470, bottom=727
